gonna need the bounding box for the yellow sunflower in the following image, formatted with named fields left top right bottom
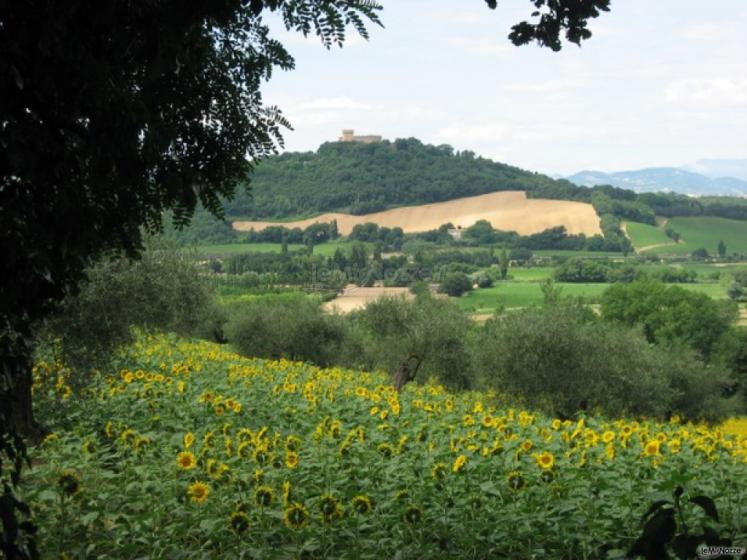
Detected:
left=285, top=451, right=299, bottom=469
left=183, top=432, right=195, bottom=449
left=644, top=440, right=661, bottom=456
left=452, top=454, right=468, bottom=473
left=176, top=451, right=196, bottom=470
left=534, top=451, right=555, bottom=470
left=188, top=481, right=210, bottom=504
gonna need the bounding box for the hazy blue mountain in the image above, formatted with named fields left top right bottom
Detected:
left=683, top=159, right=747, bottom=182
left=566, top=167, right=747, bottom=195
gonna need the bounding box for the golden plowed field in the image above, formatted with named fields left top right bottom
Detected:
left=233, top=191, right=602, bottom=236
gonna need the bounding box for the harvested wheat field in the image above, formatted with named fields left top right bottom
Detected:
left=323, top=285, right=414, bottom=313
left=233, top=191, right=602, bottom=236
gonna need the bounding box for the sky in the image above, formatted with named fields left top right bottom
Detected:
left=261, top=1, right=747, bottom=176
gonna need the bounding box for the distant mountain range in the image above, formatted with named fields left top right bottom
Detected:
left=566, top=159, right=747, bottom=196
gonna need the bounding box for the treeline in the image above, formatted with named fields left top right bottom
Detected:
left=455, top=220, right=628, bottom=253
left=554, top=258, right=698, bottom=283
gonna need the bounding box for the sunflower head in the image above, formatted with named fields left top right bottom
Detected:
left=255, top=485, right=274, bottom=508
left=188, top=481, right=210, bottom=504
left=507, top=470, right=525, bottom=491
left=319, top=495, right=343, bottom=523
left=644, top=440, right=661, bottom=457
left=534, top=451, right=555, bottom=470
left=452, top=454, right=468, bottom=474
left=230, top=511, right=250, bottom=534
left=351, top=495, right=373, bottom=515
left=377, top=443, right=394, bottom=458
left=403, top=505, right=422, bottom=524
left=285, top=451, right=299, bottom=469
left=176, top=451, right=197, bottom=470
left=252, top=448, right=269, bottom=465
left=58, top=470, right=81, bottom=497
left=283, top=502, right=309, bottom=529
left=431, top=463, right=448, bottom=482
left=394, top=489, right=410, bottom=502
left=285, top=435, right=301, bottom=452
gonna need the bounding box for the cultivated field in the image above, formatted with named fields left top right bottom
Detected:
left=26, top=335, right=747, bottom=558
left=456, top=271, right=730, bottom=314
left=624, top=221, right=673, bottom=252
left=627, top=217, right=747, bottom=255
left=233, top=191, right=602, bottom=236
left=323, top=285, right=414, bottom=313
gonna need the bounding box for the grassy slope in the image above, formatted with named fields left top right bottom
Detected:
left=625, top=221, right=672, bottom=250
left=627, top=217, right=747, bottom=255
left=665, top=217, right=747, bottom=255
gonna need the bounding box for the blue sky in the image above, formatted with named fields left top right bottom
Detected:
left=262, top=1, right=747, bottom=176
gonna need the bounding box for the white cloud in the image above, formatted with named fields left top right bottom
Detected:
left=296, top=97, right=372, bottom=111
left=444, top=37, right=512, bottom=56
left=504, top=79, right=584, bottom=93
left=437, top=122, right=511, bottom=143
left=679, top=23, right=726, bottom=41
left=665, top=78, right=747, bottom=106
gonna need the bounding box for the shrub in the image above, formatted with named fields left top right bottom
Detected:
left=473, top=305, right=673, bottom=419
left=439, top=272, right=472, bottom=297
left=224, top=296, right=348, bottom=366
left=471, top=271, right=493, bottom=289
left=601, top=281, right=737, bottom=359
left=349, top=293, right=475, bottom=389
left=41, top=239, right=214, bottom=378
left=474, top=304, right=739, bottom=421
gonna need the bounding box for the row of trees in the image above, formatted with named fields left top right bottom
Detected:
left=554, top=258, right=698, bottom=284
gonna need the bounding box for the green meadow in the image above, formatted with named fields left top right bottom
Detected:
left=627, top=217, right=747, bottom=255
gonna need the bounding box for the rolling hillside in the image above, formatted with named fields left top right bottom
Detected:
left=222, top=138, right=583, bottom=219
left=233, top=191, right=602, bottom=236
left=626, top=216, right=747, bottom=255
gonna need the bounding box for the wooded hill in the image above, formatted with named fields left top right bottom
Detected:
left=223, top=138, right=566, bottom=218
left=169, top=138, right=747, bottom=245
left=221, top=138, right=747, bottom=221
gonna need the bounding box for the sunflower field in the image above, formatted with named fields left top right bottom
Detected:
left=26, top=334, right=747, bottom=559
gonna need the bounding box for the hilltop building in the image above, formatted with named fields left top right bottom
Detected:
left=339, top=129, right=383, bottom=144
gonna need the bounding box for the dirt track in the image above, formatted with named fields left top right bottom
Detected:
left=233, top=191, right=601, bottom=236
